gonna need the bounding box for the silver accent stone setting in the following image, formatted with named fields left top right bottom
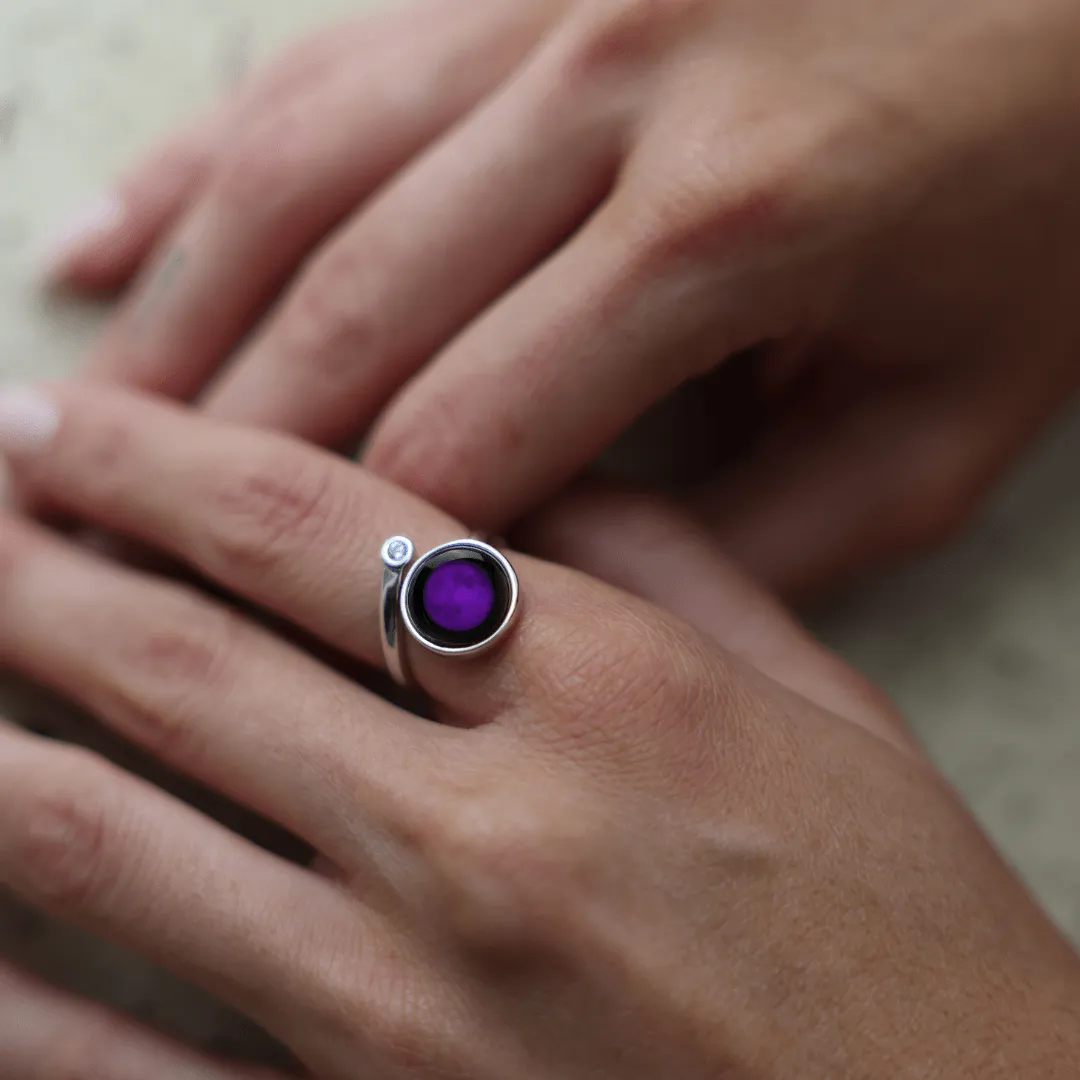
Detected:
left=381, top=536, right=414, bottom=569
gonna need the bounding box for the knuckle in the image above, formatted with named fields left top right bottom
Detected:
left=278, top=255, right=390, bottom=386
left=541, top=601, right=677, bottom=725
left=561, top=0, right=701, bottom=83
left=64, top=411, right=138, bottom=501
left=106, top=594, right=241, bottom=762
left=13, top=751, right=112, bottom=909
left=619, top=108, right=854, bottom=279
left=202, top=449, right=340, bottom=575
left=420, top=786, right=594, bottom=952
left=617, top=167, right=793, bottom=278
left=215, top=106, right=314, bottom=210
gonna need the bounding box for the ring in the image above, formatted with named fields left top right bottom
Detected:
left=380, top=536, right=521, bottom=687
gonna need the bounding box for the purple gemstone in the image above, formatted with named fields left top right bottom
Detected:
left=422, top=560, right=496, bottom=633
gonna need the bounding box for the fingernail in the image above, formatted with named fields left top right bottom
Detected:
left=0, top=387, right=60, bottom=456
left=39, top=193, right=125, bottom=277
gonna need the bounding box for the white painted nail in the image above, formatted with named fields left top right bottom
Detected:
left=38, top=193, right=125, bottom=277
left=0, top=387, right=61, bottom=456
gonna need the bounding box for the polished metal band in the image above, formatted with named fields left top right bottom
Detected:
left=379, top=535, right=416, bottom=688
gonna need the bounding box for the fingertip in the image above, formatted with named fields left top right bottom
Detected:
left=37, top=193, right=127, bottom=286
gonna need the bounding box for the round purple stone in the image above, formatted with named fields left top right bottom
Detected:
left=422, top=559, right=496, bottom=633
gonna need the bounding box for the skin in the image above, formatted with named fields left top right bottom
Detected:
left=49, top=0, right=1080, bottom=597
left=0, top=384, right=1078, bottom=1078
left=0, top=961, right=283, bottom=1080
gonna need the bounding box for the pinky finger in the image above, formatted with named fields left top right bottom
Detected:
left=40, top=15, right=359, bottom=291
left=41, top=123, right=215, bottom=292
left=0, top=960, right=284, bottom=1079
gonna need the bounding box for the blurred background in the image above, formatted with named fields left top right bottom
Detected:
left=2, top=0, right=1079, bottom=1063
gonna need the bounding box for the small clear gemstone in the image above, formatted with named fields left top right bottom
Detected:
left=387, top=540, right=408, bottom=561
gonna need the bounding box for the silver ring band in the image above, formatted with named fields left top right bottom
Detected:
left=380, top=536, right=416, bottom=687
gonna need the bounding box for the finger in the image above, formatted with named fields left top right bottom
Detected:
left=83, top=0, right=562, bottom=402
left=514, top=481, right=913, bottom=747
left=0, top=512, right=455, bottom=866
left=0, top=382, right=672, bottom=725
left=42, top=18, right=365, bottom=290
left=363, top=187, right=764, bottom=531
left=202, top=26, right=625, bottom=446
left=0, top=382, right=457, bottom=665
left=0, top=722, right=375, bottom=1039
left=41, top=123, right=215, bottom=293
left=0, top=961, right=281, bottom=1080
left=692, top=372, right=1059, bottom=601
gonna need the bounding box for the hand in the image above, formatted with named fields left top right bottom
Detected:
left=0, top=383, right=1077, bottom=1078
left=47, top=0, right=1080, bottom=597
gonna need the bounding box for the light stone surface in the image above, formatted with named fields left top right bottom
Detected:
left=1, top=0, right=1079, bottom=1063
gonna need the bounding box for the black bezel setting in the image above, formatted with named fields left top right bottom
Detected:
left=400, top=540, right=519, bottom=656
